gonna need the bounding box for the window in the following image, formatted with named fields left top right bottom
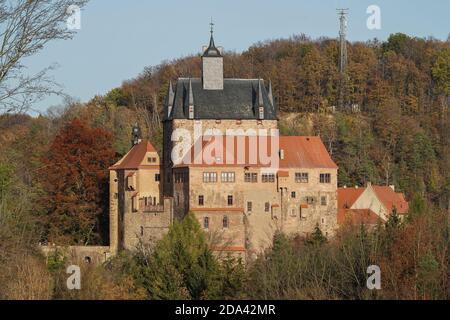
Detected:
left=132, top=195, right=138, bottom=212
left=155, top=174, right=161, bottom=182
left=291, top=191, right=296, bottom=199
left=203, top=172, right=217, bottom=183
left=198, top=195, right=204, bottom=206
left=291, top=208, right=297, bottom=217
left=203, top=217, right=209, bottom=229
left=227, top=195, right=234, bottom=206
left=148, top=157, right=157, bottom=163
left=259, top=106, right=264, bottom=120
left=320, top=173, right=331, bottom=184
left=305, top=197, right=316, bottom=205
left=175, top=172, right=188, bottom=183
left=247, top=201, right=253, bottom=212
left=265, top=202, right=270, bottom=212
left=295, top=172, right=309, bottom=183
left=321, top=217, right=326, bottom=225
left=140, top=226, right=144, bottom=236
left=245, top=172, right=258, bottom=183
left=321, top=196, right=327, bottom=206
left=223, top=216, right=229, bottom=229
left=221, top=172, right=235, bottom=183
left=262, top=173, right=275, bottom=183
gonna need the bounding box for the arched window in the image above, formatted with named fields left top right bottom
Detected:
left=203, top=217, right=209, bottom=229
left=223, top=216, right=229, bottom=229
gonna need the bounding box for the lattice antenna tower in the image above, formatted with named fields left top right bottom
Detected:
left=337, top=8, right=348, bottom=73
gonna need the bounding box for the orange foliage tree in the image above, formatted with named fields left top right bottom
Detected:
left=40, top=119, right=116, bottom=245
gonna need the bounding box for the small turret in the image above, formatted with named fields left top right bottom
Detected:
left=188, top=78, right=194, bottom=119
left=257, top=79, right=265, bottom=120
left=131, top=123, right=141, bottom=147
left=201, top=20, right=224, bottom=90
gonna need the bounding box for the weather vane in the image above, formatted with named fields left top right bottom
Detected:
left=210, top=17, right=214, bottom=35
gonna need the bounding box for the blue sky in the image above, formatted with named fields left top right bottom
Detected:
left=23, top=0, right=450, bottom=114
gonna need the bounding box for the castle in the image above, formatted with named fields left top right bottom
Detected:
left=108, top=32, right=339, bottom=260
left=40, top=30, right=409, bottom=265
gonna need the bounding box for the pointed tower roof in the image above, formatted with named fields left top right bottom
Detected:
left=188, top=78, right=194, bottom=106
left=110, top=141, right=157, bottom=170
left=258, top=79, right=264, bottom=106
left=268, top=80, right=274, bottom=106
left=165, top=80, right=175, bottom=107
left=202, top=21, right=222, bottom=57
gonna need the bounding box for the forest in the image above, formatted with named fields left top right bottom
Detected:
left=0, top=32, right=449, bottom=299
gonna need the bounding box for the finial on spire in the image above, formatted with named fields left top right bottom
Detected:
left=210, top=17, right=214, bottom=36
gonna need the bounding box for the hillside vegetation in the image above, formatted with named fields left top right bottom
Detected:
left=0, top=33, right=448, bottom=299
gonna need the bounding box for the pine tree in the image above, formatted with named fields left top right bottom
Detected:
left=144, top=213, right=221, bottom=300
left=306, top=224, right=327, bottom=246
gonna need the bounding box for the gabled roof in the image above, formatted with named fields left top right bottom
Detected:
left=175, top=135, right=337, bottom=169
left=338, top=187, right=365, bottom=210
left=372, top=186, right=409, bottom=214
left=164, top=78, right=277, bottom=121
left=337, top=185, right=409, bottom=223
left=279, top=136, right=338, bottom=169
left=110, top=141, right=158, bottom=170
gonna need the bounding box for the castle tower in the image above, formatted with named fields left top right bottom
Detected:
left=201, top=22, right=223, bottom=90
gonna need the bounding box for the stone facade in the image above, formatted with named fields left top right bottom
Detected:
left=109, top=34, right=340, bottom=258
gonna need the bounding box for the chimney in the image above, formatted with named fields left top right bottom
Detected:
left=389, top=185, right=395, bottom=191
left=355, top=185, right=359, bottom=189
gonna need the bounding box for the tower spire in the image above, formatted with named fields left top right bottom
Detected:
left=257, top=79, right=265, bottom=120
left=188, top=78, right=194, bottom=119
left=268, top=80, right=274, bottom=106
left=165, top=80, right=174, bottom=118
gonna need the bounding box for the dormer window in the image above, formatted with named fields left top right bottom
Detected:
left=259, top=106, right=264, bottom=120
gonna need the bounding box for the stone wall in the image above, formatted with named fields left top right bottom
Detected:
left=40, top=245, right=111, bottom=265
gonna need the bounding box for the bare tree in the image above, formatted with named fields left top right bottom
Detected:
left=0, top=0, right=88, bottom=114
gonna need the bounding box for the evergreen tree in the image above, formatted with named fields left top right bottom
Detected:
left=143, top=213, right=221, bottom=300
left=306, top=224, right=327, bottom=246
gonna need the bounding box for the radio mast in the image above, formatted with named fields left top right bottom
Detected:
left=337, top=8, right=348, bottom=110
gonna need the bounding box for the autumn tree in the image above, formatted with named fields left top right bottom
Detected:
left=40, top=119, right=115, bottom=245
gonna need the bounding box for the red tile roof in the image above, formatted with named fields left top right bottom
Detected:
left=176, top=135, right=337, bottom=169
left=337, top=187, right=365, bottom=211
left=337, top=185, right=409, bottom=226
left=372, top=186, right=409, bottom=214
left=338, top=209, right=384, bottom=226
left=279, top=136, right=338, bottom=169
left=110, top=141, right=158, bottom=170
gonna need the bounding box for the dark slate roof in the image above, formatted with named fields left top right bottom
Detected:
left=202, top=35, right=222, bottom=57
left=164, top=78, right=277, bottom=121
